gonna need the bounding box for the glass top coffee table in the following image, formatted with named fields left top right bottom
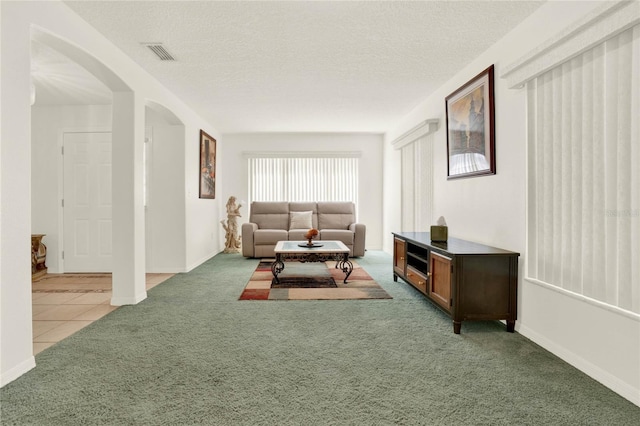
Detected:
left=272, top=240, right=354, bottom=284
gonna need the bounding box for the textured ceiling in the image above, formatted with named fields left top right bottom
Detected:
left=52, top=0, right=545, bottom=133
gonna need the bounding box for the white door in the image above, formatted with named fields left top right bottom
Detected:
left=63, top=132, right=112, bottom=272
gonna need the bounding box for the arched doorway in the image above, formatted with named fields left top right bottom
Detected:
left=31, top=27, right=146, bottom=306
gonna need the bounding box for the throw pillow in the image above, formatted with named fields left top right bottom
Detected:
left=289, top=211, right=313, bottom=230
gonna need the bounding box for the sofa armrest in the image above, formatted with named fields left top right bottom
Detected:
left=241, top=223, right=258, bottom=257
left=349, top=223, right=366, bottom=257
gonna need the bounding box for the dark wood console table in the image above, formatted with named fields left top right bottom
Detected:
left=392, top=232, right=519, bottom=334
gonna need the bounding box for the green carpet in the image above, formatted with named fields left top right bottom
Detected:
left=1, top=251, right=638, bottom=425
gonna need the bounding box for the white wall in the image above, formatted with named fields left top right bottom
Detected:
left=220, top=133, right=384, bottom=250
left=1, top=0, right=221, bottom=386
left=145, top=123, right=187, bottom=272
left=186, top=126, right=222, bottom=270
left=382, top=140, right=401, bottom=248
left=1, top=0, right=35, bottom=385
left=383, top=1, right=639, bottom=406
left=142, top=105, right=217, bottom=272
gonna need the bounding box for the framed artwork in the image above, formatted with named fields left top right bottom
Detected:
left=445, top=65, right=496, bottom=179
left=199, top=130, right=216, bottom=199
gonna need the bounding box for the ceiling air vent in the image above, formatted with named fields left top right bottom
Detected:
left=142, top=43, right=175, bottom=61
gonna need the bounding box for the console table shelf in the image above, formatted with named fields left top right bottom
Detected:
left=393, top=232, right=519, bottom=334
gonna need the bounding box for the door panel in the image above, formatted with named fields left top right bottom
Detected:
left=63, top=132, right=112, bottom=272
left=429, top=252, right=452, bottom=310
left=393, top=237, right=406, bottom=276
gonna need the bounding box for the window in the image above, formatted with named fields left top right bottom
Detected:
left=526, top=24, right=639, bottom=314
left=248, top=156, right=359, bottom=204
left=400, top=136, right=433, bottom=232
left=391, top=119, right=438, bottom=232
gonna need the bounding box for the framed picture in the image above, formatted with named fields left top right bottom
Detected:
left=199, top=130, right=216, bottom=199
left=445, top=65, right=495, bottom=179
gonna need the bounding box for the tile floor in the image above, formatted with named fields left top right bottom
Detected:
left=32, top=273, right=173, bottom=355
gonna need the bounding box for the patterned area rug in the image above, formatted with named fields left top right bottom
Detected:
left=271, top=276, right=338, bottom=288
left=239, top=259, right=392, bottom=301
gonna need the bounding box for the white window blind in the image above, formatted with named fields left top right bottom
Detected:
left=401, top=135, right=433, bottom=232
left=527, top=24, right=639, bottom=314
left=248, top=157, right=358, bottom=204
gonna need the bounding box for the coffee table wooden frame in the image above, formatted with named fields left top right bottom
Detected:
left=271, top=240, right=353, bottom=284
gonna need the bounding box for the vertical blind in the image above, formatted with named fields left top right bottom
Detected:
left=248, top=157, right=358, bottom=204
left=401, top=135, right=433, bottom=232
left=401, top=144, right=415, bottom=230
left=527, top=24, right=639, bottom=314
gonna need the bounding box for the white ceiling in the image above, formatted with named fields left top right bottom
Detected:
left=35, top=0, right=545, bottom=133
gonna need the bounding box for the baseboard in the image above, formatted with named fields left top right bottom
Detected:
left=111, top=291, right=147, bottom=306
left=518, top=324, right=640, bottom=407
left=146, top=267, right=187, bottom=274
left=186, top=251, right=218, bottom=272
left=1, top=357, right=36, bottom=388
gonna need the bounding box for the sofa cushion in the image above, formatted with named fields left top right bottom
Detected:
left=250, top=202, right=289, bottom=230
left=320, top=229, right=354, bottom=245
left=289, top=211, right=313, bottom=230
left=317, top=202, right=355, bottom=230
left=288, top=229, right=310, bottom=240
left=254, top=229, right=288, bottom=245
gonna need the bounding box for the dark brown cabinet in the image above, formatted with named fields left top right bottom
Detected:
left=393, top=232, right=519, bottom=334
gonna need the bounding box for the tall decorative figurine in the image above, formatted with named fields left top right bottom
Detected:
left=221, top=196, right=242, bottom=253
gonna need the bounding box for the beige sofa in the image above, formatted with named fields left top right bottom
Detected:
left=241, top=201, right=366, bottom=258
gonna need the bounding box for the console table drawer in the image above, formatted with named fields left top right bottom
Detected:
left=406, top=266, right=428, bottom=293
